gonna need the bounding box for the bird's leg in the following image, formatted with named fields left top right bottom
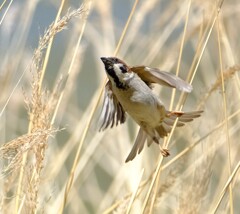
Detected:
left=153, top=137, right=170, bottom=157
left=140, top=122, right=170, bottom=157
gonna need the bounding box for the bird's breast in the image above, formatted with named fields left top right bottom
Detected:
left=112, top=86, right=165, bottom=127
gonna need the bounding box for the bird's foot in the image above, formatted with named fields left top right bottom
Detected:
left=160, top=148, right=170, bottom=157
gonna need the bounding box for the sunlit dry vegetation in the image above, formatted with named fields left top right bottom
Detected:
left=0, top=0, right=240, bottom=213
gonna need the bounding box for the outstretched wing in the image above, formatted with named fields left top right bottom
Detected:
left=131, top=66, right=192, bottom=93
left=99, top=81, right=126, bottom=131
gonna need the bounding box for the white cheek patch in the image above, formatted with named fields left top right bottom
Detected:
left=113, top=63, right=125, bottom=81
left=113, top=63, right=134, bottom=82
left=113, top=64, right=124, bottom=79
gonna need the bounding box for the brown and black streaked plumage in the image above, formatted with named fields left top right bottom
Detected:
left=99, top=57, right=203, bottom=162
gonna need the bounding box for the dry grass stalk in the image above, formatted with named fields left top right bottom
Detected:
left=0, top=5, right=86, bottom=212
left=177, top=157, right=213, bottom=214
left=33, top=6, right=86, bottom=64
left=22, top=7, right=86, bottom=212
left=0, top=0, right=239, bottom=213
left=59, top=0, right=137, bottom=211
left=0, top=129, right=55, bottom=175
left=198, top=65, right=240, bottom=109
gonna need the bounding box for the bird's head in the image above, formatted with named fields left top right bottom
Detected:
left=100, top=57, right=133, bottom=89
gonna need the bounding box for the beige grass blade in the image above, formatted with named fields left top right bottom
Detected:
left=210, top=161, right=240, bottom=213
left=141, top=1, right=225, bottom=213
left=126, top=169, right=144, bottom=214
left=217, top=14, right=233, bottom=214
left=59, top=0, right=140, bottom=212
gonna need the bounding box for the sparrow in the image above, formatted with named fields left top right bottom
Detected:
left=99, top=57, right=202, bottom=162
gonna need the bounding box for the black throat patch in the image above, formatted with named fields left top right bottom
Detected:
left=106, top=67, right=128, bottom=90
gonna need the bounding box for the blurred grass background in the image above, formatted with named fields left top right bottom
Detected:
left=0, top=0, right=240, bottom=213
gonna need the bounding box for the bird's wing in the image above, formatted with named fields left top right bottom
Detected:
left=99, top=81, right=126, bottom=131
left=131, top=66, right=192, bottom=93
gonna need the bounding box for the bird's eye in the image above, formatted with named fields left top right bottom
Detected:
left=119, top=65, right=127, bottom=73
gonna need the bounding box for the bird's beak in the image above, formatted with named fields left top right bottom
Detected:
left=100, top=57, right=107, bottom=62
left=100, top=57, right=112, bottom=66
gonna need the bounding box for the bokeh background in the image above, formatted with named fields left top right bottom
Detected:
left=0, top=0, right=240, bottom=213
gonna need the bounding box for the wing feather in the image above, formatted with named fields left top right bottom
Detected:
left=99, top=81, right=126, bottom=131
left=131, top=66, right=192, bottom=93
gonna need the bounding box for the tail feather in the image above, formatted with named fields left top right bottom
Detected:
left=158, top=110, right=203, bottom=139
left=163, top=118, right=185, bottom=127
left=125, top=110, right=203, bottom=162
left=167, top=110, right=203, bottom=119
left=176, top=118, right=193, bottom=123
left=147, top=136, right=153, bottom=146
left=156, top=125, right=169, bottom=137
left=125, top=128, right=147, bottom=162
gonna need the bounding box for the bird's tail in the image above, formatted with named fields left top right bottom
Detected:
left=125, top=110, right=203, bottom=162
left=155, top=110, right=203, bottom=138
left=125, top=128, right=148, bottom=162
left=164, top=110, right=203, bottom=126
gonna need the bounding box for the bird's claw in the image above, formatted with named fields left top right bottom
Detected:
left=161, top=148, right=170, bottom=157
